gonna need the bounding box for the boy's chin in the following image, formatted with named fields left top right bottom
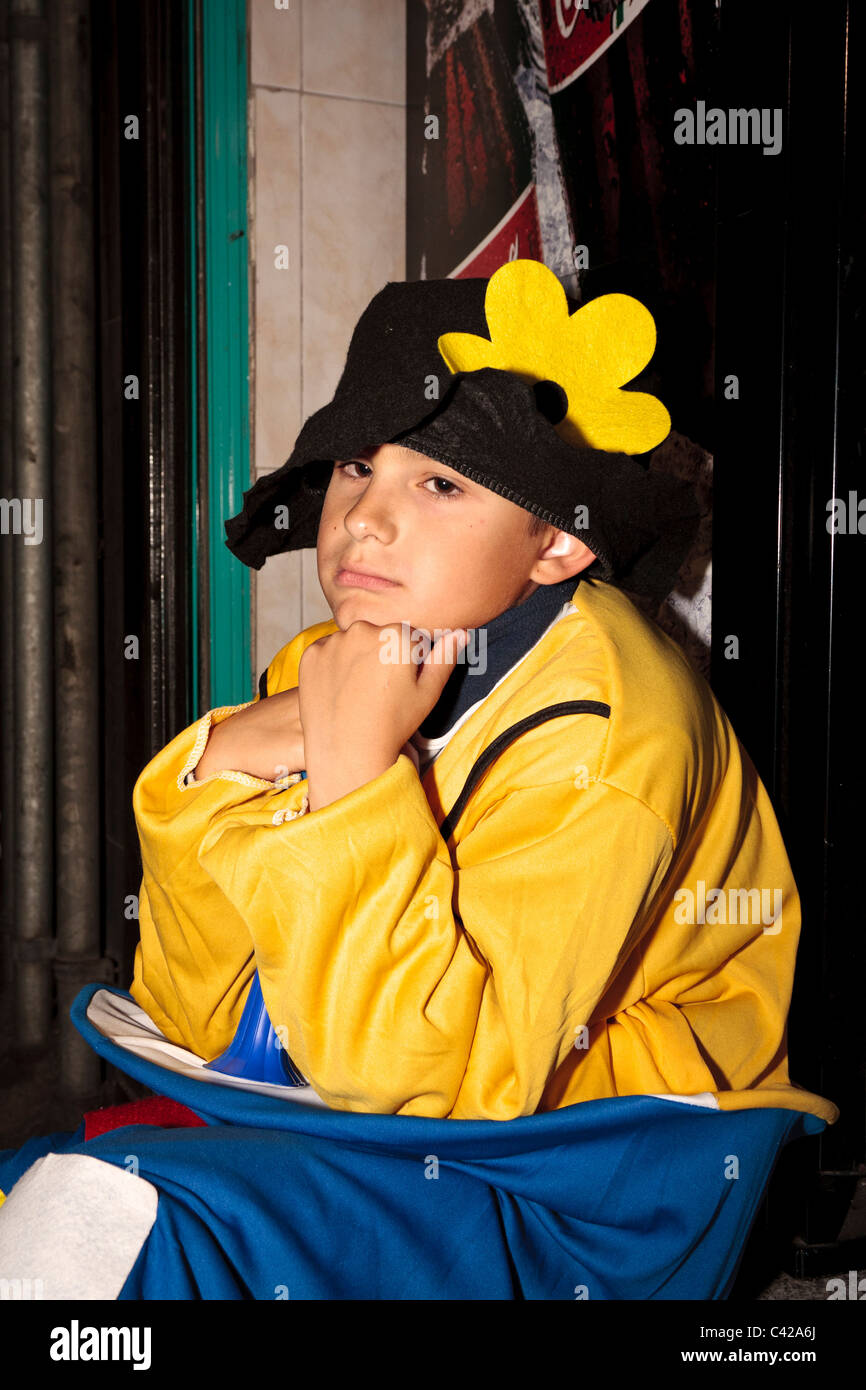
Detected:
left=331, top=597, right=420, bottom=633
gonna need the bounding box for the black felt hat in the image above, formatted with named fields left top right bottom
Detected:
left=224, top=260, right=701, bottom=600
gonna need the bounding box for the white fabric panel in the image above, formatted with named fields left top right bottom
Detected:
left=0, top=1152, right=158, bottom=1300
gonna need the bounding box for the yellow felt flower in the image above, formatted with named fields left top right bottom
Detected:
left=437, top=258, right=670, bottom=454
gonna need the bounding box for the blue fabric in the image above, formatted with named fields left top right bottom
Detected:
left=0, top=983, right=823, bottom=1300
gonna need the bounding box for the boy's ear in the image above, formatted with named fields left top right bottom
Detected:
left=534, top=531, right=598, bottom=584
left=543, top=530, right=597, bottom=563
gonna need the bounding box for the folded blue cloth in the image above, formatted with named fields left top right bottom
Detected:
left=0, top=983, right=825, bottom=1300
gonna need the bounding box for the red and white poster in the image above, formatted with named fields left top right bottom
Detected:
left=538, top=0, right=654, bottom=92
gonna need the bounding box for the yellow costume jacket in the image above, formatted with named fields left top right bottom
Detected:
left=130, top=577, right=839, bottom=1125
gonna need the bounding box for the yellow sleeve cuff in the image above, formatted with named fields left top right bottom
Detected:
left=176, top=701, right=306, bottom=795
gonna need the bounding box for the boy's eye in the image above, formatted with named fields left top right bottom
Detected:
left=422, top=477, right=462, bottom=498
left=335, top=460, right=372, bottom=479
left=334, top=461, right=462, bottom=499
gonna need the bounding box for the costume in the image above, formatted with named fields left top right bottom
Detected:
left=126, top=572, right=837, bottom=1125
left=0, top=573, right=837, bottom=1298
left=224, top=258, right=702, bottom=599
left=0, top=261, right=838, bottom=1300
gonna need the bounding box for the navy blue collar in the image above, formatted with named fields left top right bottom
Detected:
left=418, top=576, right=580, bottom=739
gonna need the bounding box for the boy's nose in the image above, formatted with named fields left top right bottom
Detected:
left=344, top=494, right=400, bottom=541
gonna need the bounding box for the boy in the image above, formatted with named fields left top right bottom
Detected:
left=129, top=259, right=837, bottom=1127
left=0, top=259, right=838, bottom=1302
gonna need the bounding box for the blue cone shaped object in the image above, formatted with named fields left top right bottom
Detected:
left=203, top=969, right=308, bottom=1086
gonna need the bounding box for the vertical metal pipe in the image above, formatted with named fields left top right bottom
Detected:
left=48, top=0, right=104, bottom=1096
left=0, top=0, right=16, bottom=1020
left=9, top=0, right=53, bottom=1053
left=193, top=0, right=210, bottom=717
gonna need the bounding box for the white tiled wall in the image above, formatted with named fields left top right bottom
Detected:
left=248, top=0, right=406, bottom=681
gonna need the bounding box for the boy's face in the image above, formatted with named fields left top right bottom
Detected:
left=316, top=442, right=593, bottom=635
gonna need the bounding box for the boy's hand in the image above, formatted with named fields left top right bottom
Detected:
left=298, top=621, right=469, bottom=812
left=194, top=687, right=306, bottom=784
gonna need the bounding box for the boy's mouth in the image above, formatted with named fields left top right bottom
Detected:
left=335, top=567, right=399, bottom=590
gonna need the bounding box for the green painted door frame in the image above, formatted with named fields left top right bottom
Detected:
left=187, top=0, right=251, bottom=713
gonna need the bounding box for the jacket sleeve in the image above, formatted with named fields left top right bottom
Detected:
left=129, top=693, right=310, bottom=1059
left=195, top=750, right=674, bottom=1119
